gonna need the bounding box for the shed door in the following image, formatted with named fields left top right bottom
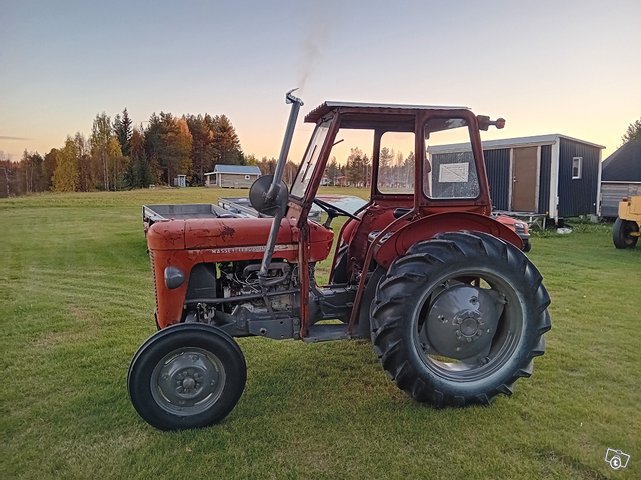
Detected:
left=511, top=146, right=538, bottom=211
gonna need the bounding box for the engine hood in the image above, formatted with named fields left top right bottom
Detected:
left=147, top=217, right=296, bottom=251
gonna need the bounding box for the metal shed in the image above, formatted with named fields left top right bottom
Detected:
left=204, top=165, right=262, bottom=188
left=600, top=139, right=641, bottom=218
left=430, top=134, right=604, bottom=223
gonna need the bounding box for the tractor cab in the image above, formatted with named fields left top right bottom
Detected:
left=295, top=100, right=518, bottom=260
left=251, top=97, right=521, bottom=339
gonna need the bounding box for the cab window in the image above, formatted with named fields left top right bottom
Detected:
left=424, top=118, right=480, bottom=199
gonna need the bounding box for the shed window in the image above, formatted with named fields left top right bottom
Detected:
left=572, top=157, right=582, bottom=179
left=244, top=174, right=251, bottom=180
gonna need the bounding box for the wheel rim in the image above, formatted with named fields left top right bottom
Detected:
left=151, top=347, right=226, bottom=416
left=413, top=268, right=524, bottom=382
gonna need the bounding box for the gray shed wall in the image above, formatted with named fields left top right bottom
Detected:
left=434, top=136, right=601, bottom=218
left=483, top=146, right=550, bottom=215
left=483, top=148, right=511, bottom=210
left=601, top=182, right=641, bottom=218
left=219, top=173, right=259, bottom=188
left=558, top=138, right=601, bottom=217
left=538, top=145, right=552, bottom=215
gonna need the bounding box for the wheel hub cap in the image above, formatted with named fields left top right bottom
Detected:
left=459, top=312, right=481, bottom=337
left=181, top=376, right=197, bottom=391
left=152, top=349, right=225, bottom=415
left=424, top=284, right=503, bottom=359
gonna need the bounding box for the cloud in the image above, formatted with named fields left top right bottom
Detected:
left=0, top=136, right=31, bottom=141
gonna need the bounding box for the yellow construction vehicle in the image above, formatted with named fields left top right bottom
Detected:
left=613, top=195, right=641, bottom=249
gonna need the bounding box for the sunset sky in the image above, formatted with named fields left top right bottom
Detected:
left=1, top=0, right=640, bottom=162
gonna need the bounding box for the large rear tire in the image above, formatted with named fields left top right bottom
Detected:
left=128, top=323, right=246, bottom=430
left=613, top=218, right=639, bottom=249
left=372, top=231, right=551, bottom=407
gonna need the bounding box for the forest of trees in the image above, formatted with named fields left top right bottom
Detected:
left=0, top=108, right=249, bottom=197
left=0, top=106, right=389, bottom=197
left=0, top=109, right=387, bottom=197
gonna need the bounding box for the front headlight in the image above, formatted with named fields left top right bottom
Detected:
left=514, top=222, right=528, bottom=233
left=164, top=266, right=185, bottom=289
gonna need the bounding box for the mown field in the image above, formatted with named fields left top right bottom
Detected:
left=1, top=187, right=640, bottom=479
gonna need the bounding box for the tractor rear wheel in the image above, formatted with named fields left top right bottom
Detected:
left=613, top=218, right=639, bottom=249
left=371, top=231, right=551, bottom=407
left=128, top=323, right=246, bottom=430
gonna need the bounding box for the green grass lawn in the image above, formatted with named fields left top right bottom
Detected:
left=1, top=188, right=639, bottom=479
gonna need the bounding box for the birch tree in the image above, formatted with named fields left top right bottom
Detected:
left=53, top=137, right=79, bottom=192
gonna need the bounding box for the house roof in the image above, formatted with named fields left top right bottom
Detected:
left=205, top=165, right=262, bottom=175
left=602, top=139, right=641, bottom=182
left=428, top=134, right=605, bottom=154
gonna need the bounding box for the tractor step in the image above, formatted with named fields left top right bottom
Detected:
left=304, top=324, right=350, bottom=343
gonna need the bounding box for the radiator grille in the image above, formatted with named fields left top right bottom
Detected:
left=148, top=250, right=158, bottom=311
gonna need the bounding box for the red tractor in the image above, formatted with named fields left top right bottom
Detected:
left=128, top=91, right=551, bottom=430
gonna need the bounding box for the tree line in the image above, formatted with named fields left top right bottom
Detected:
left=322, top=147, right=416, bottom=188
left=0, top=111, right=412, bottom=196
left=0, top=108, right=252, bottom=197
left=17, top=111, right=633, bottom=197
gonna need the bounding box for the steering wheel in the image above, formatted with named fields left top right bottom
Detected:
left=313, top=197, right=360, bottom=224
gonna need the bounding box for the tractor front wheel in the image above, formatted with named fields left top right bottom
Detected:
left=372, top=231, right=551, bottom=407
left=613, top=218, right=639, bottom=249
left=128, top=323, right=246, bottom=430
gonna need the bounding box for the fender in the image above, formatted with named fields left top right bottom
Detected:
left=373, top=211, right=523, bottom=269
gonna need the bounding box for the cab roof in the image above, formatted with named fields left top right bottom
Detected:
left=305, top=101, right=470, bottom=123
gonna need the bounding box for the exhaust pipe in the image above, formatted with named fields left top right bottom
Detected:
left=259, top=89, right=304, bottom=281
left=266, top=89, right=304, bottom=202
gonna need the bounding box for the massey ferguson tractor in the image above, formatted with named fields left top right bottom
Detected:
left=128, top=91, right=551, bottom=430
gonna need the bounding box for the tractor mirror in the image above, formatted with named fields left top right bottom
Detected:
left=249, top=175, right=289, bottom=217
left=478, top=115, right=506, bottom=131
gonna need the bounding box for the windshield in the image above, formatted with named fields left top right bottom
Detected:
left=291, top=121, right=331, bottom=198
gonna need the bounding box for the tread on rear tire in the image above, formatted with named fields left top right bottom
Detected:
left=371, top=231, right=551, bottom=407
